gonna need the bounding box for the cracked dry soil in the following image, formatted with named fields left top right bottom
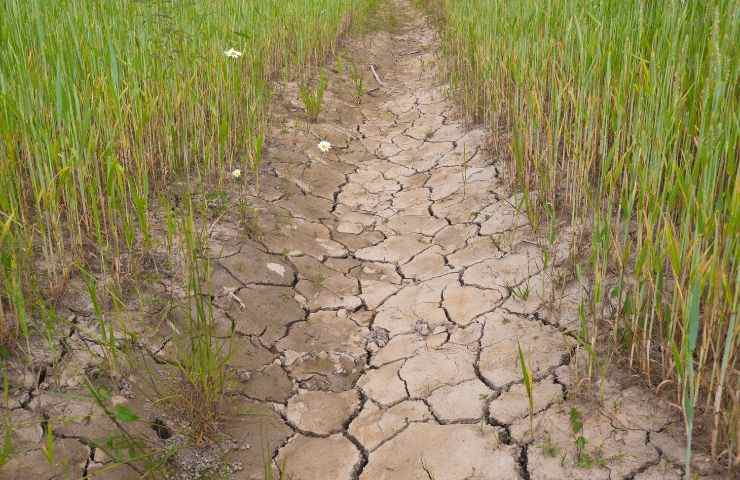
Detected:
left=2, top=1, right=726, bottom=479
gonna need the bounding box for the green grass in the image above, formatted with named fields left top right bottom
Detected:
left=517, top=340, right=535, bottom=436
left=0, top=0, right=365, bottom=343
left=0, top=1, right=376, bottom=473
left=422, top=0, right=738, bottom=470
left=299, top=71, right=329, bottom=122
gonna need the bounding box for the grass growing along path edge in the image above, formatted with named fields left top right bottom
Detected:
left=0, top=0, right=377, bottom=473
left=420, top=0, right=738, bottom=472
left=0, top=0, right=371, bottom=345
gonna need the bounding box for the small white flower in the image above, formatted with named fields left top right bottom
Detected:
left=318, top=140, right=332, bottom=153
left=224, top=48, right=243, bottom=59
left=231, top=168, right=242, bottom=178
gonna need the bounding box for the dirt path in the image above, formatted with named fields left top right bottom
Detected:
left=189, top=1, right=716, bottom=479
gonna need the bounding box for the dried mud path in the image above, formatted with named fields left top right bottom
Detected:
left=197, top=1, right=709, bottom=479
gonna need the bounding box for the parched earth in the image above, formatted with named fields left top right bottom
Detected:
left=1, top=1, right=725, bottom=480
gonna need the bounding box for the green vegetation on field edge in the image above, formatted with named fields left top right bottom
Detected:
left=420, top=0, right=738, bottom=473
left=0, top=0, right=377, bottom=475
left=0, top=0, right=367, bottom=348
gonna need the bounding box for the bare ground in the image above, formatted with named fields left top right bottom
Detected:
left=1, top=1, right=727, bottom=479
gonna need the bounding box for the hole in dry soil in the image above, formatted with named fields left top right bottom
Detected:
left=151, top=417, right=173, bottom=439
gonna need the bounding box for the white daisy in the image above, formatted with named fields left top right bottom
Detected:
left=224, top=48, right=243, bottom=59
left=231, top=168, right=242, bottom=178
left=318, top=140, right=332, bottom=152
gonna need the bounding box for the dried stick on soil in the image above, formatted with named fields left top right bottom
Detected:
left=369, top=64, right=385, bottom=86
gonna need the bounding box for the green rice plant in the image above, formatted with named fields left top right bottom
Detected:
left=335, top=53, right=346, bottom=76
left=80, top=268, right=120, bottom=375
left=350, top=62, right=366, bottom=103
left=0, top=426, right=11, bottom=469
left=0, top=369, right=11, bottom=469
left=517, top=340, right=535, bottom=436
left=264, top=456, right=287, bottom=480
left=42, top=421, right=55, bottom=466
left=299, top=72, right=329, bottom=122
left=0, top=0, right=372, bottom=351
left=423, top=0, right=738, bottom=468
left=678, top=269, right=702, bottom=479
left=568, top=407, right=593, bottom=469
left=511, top=283, right=531, bottom=302
left=174, top=196, right=230, bottom=442
left=251, top=132, right=266, bottom=182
